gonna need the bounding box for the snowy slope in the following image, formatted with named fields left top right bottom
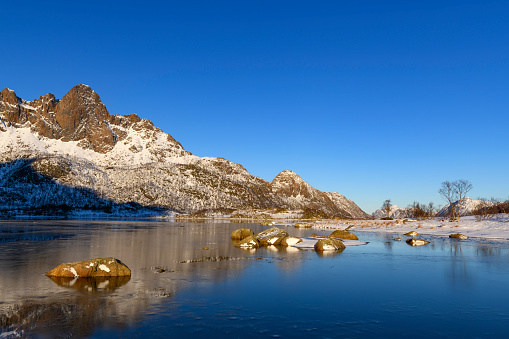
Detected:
left=437, top=197, right=493, bottom=218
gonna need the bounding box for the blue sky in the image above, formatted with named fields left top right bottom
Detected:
left=3, top=1, right=508, bottom=213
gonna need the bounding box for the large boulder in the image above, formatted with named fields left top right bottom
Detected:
left=406, top=238, right=430, bottom=247
left=231, top=228, right=254, bottom=240
left=235, top=235, right=260, bottom=249
left=314, top=238, right=346, bottom=251
left=329, top=230, right=359, bottom=240
left=280, top=236, right=303, bottom=247
left=255, top=227, right=289, bottom=246
left=46, top=258, right=131, bottom=278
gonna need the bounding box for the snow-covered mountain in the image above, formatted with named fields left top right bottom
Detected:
left=437, top=197, right=493, bottom=218
left=372, top=205, right=407, bottom=219
left=0, top=84, right=369, bottom=218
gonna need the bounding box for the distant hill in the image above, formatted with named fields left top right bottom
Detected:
left=436, top=197, right=494, bottom=218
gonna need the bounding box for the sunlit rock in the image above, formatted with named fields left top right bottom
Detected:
left=231, top=228, right=254, bottom=240
left=314, top=238, right=346, bottom=251
left=280, top=236, right=303, bottom=247
left=294, top=222, right=313, bottom=228
left=235, top=235, right=260, bottom=249
left=406, top=238, right=430, bottom=246
left=404, top=231, right=419, bottom=236
left=449, top=233, right=468, bottom=239
left=255, top=227, right=289, bottom=246
left=392, top=237, right=401, bottom=241
left=329, top=229, right=359, bottom=240
left=46, top=258, right=131, bottom=277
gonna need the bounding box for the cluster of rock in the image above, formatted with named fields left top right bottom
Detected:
left=231, top=226, right=359, bottom=252
left=391, top=231, right=469, bottom=247
left=232, top=227, right=301, bottom=248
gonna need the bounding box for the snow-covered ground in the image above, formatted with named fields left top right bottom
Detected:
left=310, top=215, right=509, bottom=240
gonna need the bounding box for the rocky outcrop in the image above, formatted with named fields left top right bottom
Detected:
left=270, top=170, right=370, bottom=219
left=46, top=258, right=131, bottom=277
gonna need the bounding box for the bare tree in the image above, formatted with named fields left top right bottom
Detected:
left=439, top=181, right=457, bottom=221
left=407, top=201, right=427, bottom=220
left=473, top=197, right=494, bottom=221
left=438, top=179, right=473, bottom=221
left=427, top=202, right=435, bottom=219
left=382, top=199, right=392, bottom=219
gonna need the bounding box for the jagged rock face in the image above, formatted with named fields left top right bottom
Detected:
left=0, top=85, right=188, bottom=155
left=54, top=84, right=114, bottom=152
left=0, top=84, right=369, bottom=218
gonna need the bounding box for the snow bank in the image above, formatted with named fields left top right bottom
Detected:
left=311, top=215, right=509, bottom=240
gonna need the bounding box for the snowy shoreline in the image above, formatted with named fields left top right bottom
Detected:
left=310, top=215, right=509, bottom=240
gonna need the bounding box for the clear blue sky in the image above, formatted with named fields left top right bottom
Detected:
left=3, top=1, right=508, bottom=213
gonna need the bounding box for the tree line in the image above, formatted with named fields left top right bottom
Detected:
left=380, top=179, right=508, bottom=221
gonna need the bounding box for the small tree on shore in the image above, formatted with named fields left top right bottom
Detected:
left=438, top=179, right=473, bottom=221
left=382, top=199, right=392, bottom=219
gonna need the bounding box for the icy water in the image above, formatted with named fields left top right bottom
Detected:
left=1, top=220, right=509, bottom=338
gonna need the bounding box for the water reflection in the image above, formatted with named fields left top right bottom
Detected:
left=0, top=221, right=508, bottom=337
left=48, top=276, right=131, bottom=292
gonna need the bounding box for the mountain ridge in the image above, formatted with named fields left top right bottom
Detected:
left=0, top=84, right=369, bottom=219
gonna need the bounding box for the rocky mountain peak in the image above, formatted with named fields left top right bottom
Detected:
left=54, top=84, right=114, bottom=152
left=271, top=170, right=314, bottom=199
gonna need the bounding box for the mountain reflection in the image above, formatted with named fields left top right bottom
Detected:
left=0, top=221, right=319, bottom=336
left=1, top=221, right=508, bottom=337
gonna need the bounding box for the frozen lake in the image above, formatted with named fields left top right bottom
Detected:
left=1, top=220, right=509, bottom=338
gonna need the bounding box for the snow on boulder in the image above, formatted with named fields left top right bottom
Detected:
left=235, top=235, right=260, bottom=249
left=406, top=238, right=430, bottom=247
left=255, top=227, right=289, bottom=246
left=46, top=258, right=131, bottom=277
left=280, top=236, right=303, bottom=246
